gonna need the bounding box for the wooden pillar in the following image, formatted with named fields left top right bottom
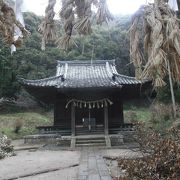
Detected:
left=104, top=106, right=108, bottom=135
left=71, top=104, right=75, bottom=136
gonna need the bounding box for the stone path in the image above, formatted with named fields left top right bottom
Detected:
left=77, top=147, right=112, bottom=180
left=1, top=139, right=141, bottom=180
left=0, top=150, right=80, bottom=180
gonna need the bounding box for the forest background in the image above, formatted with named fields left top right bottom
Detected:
left=0, top=9, right=134, bottom=99
left=1, top=7, right=180, bottom=103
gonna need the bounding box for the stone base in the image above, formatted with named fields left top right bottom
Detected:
left=109, top=131, right=137, bottom=146
left=109, top=134, right=124, bottom=146
left=105, top=135, right=111, bottom=148
left=24, top=131, right=136, bottom=147
left=120, top=131, right=137, bottom=143
left=24, top=134, right=62, bottom=144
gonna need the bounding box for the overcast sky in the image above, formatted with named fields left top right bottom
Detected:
left=23, top=0, right=154, bottom=16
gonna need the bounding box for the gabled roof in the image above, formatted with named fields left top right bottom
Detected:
left=20, top=60, right=143, bottom=89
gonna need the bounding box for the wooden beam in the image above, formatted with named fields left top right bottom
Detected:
left=104, top=106, right=108, bottom=135
left=71, top=103, right=75, bottom=136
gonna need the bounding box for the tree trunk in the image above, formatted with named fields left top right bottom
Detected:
left=167, top=60, right=176, bottom=118
left=82, top=42, right=85, bottom=55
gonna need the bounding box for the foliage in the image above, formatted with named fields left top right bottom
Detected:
left=157, top=83, right=180, bottom=103
left=150, top=103, right=173, bottom=122
left=124, top=101, right=151, bottom=123
left=0, top=134, right=14, bottom=159
left=118, top=124, right=180, bottom=179
left=124, top=110, right=138, bottom=123
left=124, top=102, right=180, bottom=134
left=148, top=102, right=180, bottom=133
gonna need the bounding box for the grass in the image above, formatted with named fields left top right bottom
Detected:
left=124, top=105, right=151, bottom=123
left=0, top=101, right=178, bottom=139
left=124, top=102, right=179, bottom=134
left=0, top=112, right=53, bottom=139
left=0, top=104, right=152, bottom=139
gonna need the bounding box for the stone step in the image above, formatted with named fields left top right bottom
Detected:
left=76, top=131, right=104, bottom=135
left=75, top=136, right=106, bottom=147
left=76, top=136, right=105, bottom=140
left=76, top=127, right=104, bottom=131
left=76, top=127, right=104, bottom=130
left=76, top=142, right=106, bottom=147
left=76, top=129, right=104, bottom=132
left=76, top=131, right=104, bottom=134
left=76, top=139, right=105, bottom=144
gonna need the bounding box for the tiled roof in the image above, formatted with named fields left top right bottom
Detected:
left=20, top=60, right=143, bottom=89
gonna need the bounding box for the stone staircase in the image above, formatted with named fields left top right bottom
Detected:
left=75, top=135, right=106, bottom=147
left=75, top=125, right=104, bottom=135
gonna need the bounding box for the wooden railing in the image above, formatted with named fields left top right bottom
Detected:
left=36, top=126, right=71, bottom=135
left=36, top=123, right=135, bottom=135
left=109, top=123, right=135, bottom=134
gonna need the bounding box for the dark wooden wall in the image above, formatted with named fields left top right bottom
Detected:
left=75, top=108, right=104, bottom=125
left=54, top=95, right=124, bottom=130
left=54, top=99, right=71, bottom=129
left=108, top=99, right=124, bottom=128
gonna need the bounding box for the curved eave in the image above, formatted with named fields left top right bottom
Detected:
left=19, top=76, right=63, bottom=87
left=19, top=74, right=148, bottom=89
left=20, top=78, right=152, bottom=103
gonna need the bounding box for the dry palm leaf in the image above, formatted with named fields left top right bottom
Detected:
left=96, top=0, right=113, bottom=25
left=38, top=0, right=57, bottom=50
left=40, top=0, right=112, bottom=50
left=58, top=0, right=75, bottom=50
left=130, top=0, right=180, bottom=88
left=56, top=34, right=77, bottom=50
left=0, top=0, right=28, bottom=47
left=74, top=0, right=93, bottom=35
left=130, top=8, right=144, bottom=79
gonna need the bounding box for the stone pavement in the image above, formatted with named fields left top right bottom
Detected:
left=77, top=147, right=112, bottom=180
left=1, top=139, right=141, bottom=180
